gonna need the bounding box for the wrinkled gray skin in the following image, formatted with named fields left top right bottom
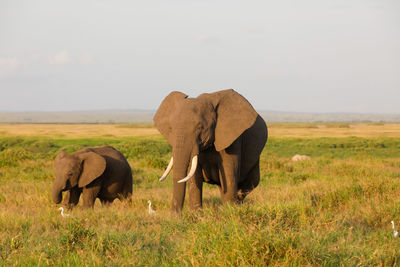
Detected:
left=154, top=89, right=268, bottom=213
left=52, top=146, right=132, bottom=209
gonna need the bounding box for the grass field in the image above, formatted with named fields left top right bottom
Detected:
left=1, top=123, right=400, bottom=265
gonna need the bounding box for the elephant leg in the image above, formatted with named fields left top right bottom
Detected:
left=119, top=172, right=133, bottom=202
left=188, top=166, right=203, bottom=210
left=65, top=187, right=81, bottom=209
left=123, top=174, right=133, bottom=198
left=63, top=191, right=71, bottom=206
left=218, top=138, right=241, bottom=204
left=237, top=163, right=260, bottom=202
left=100, top=199, right=113, bottom=206
left=82, top=180, right=102, bottom=208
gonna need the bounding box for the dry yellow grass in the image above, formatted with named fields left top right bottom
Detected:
left=0, top=123, right=399, bottom=139
left=1, top=123, right=400, bottom=265
left=0, top=124, right=160, bottom=139
left=268, top=123, right=400, bottom=138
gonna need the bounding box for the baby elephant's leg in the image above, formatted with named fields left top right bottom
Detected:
left=64, top=187, right=82, bottom=209
left=100, top=199, right=113, bottom=206
left=82, top=179, right=102, bottom=208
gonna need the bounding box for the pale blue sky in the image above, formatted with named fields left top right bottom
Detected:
left=1, top=0, right=399, bottom=113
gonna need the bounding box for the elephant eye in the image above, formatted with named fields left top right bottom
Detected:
left=68, top=172, right=73, bottom=177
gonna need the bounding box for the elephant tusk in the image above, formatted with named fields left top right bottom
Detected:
left=178, top=155, right=198, bottom=183
left=159, top=157, right=174, bottom=181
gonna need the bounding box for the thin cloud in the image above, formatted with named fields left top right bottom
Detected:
left=196, top=35, right=220, bottom=43
left=0, top=58, right=21, bottom=76
left=243, top=26, right=265, bottom=33
left=48, top=50, right=70, bottom=65
left=79, top=53, right=94, bottom=65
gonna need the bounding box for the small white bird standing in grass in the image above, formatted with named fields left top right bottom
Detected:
left=58, top=207, right=70, bottom=217
left=148, top=200, right=156, bottom=215
left=391, top=221, right=398, bottom=237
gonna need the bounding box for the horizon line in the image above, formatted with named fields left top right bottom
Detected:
left=0, top=109, right=399, bottom=116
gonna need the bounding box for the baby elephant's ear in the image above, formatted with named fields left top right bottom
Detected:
left=77, top=152, right=106, bottom=188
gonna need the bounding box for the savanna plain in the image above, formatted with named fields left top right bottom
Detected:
left=1, top=123, right=400, bottom=266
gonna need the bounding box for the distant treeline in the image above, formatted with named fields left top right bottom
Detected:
left=0, top=110, right=399, bottom=123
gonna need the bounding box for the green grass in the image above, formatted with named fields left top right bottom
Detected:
left=1, top=135, right=400, bottom=265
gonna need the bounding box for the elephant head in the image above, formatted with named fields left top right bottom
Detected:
left=52, top=150, right=106, bottom=204
left=153, top=89, right=258, bottom=212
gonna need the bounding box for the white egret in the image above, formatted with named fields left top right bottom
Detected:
left=391, top=221, right=398, bottom=237
left=58, top=207, right=70, bottom=217
left=148, top=200, right=156, bottom=215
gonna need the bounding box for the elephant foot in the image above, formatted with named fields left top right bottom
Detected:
left=64, top=203, right=75, bottom=210
left=237, top=190, right=248, bottom=203
left=100, top=199, right=114, bottom=206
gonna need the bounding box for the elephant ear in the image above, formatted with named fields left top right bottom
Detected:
left=153, top=91, right=188, bottom=146
left=211, top=89, right=258, bottom=151
left=77, top=152, right=106, bottom=188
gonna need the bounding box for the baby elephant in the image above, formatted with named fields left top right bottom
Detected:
left=52, top=146, right=132, bottom=209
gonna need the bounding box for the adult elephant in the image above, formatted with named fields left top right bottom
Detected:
left=154, top=89, right=268, bottom=213
left=52, top=146, right=132, bottom=209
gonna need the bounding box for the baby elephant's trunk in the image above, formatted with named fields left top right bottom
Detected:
left=52, top=182, right=63, bottom=204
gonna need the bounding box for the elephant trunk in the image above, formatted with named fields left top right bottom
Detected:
left=171, top=131, right=200, bottom=213
left=171, top=146, right=190, bottom=213
left=52, top=181, right=64, bottom=204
